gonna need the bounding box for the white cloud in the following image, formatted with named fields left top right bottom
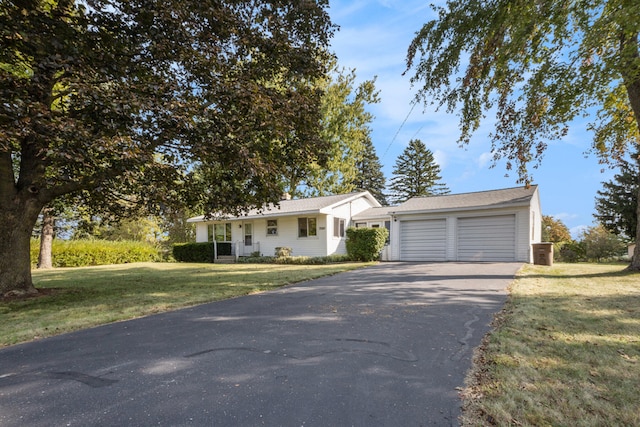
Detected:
left=477, top=152, right=493, bottom=168
left=434, top=149, right=448, bottom=169
left=553, top=212, right=579, bottom=222
left=570, top=225, right=589, bottom=239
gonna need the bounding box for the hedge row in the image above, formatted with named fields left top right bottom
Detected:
left=237, top=254, right=352, bottom=265
left=30, top=239, right=161, bottom=267
left=172, top=242, right=232, bottom=263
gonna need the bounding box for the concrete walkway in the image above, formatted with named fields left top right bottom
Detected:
left=0, top=262, right=521, bottom=426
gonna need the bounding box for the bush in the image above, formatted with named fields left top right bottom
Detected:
left=237, top=253, right=353, bottom=265
left=345, top=227, right=388, bottom=262
left=172, top=242, right=234, bottom=263
left=173, top=242, right=215, bottom=263
left=275, top=247, right=292, bottom=257
left=30, top=239, right=160, bottom=267
left=555, top=240, right=586, bottom=263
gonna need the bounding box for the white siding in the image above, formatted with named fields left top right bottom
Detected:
left=195, top=223, right=208, bottom=242
left=399, top=219, right=447, bottom=261
left=392, top=206, right=533, bottom=262
left=457, top=215, right=516, bottom=261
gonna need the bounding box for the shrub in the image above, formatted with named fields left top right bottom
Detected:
left=30, top=239, right=160, bottom=267
left=173, top=242, right=214, bottom=263
left=172, top=242, right=234, bottom=262
left=345, top=227, right=388, bottom=262
left=275, top=247, right=292, bottom=257
left=237, top=253, right=353, bottom=265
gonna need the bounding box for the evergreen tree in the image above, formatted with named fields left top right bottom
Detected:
left=594, top=149, right=639, bottom=241
left=389, top=139, right=449, bottom=204
left=351, top=137, right=388, bottom=205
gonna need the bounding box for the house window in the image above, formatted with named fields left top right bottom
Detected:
left=298, top=217, right=317, bottom=238
left=266, top=219, right=278, bottom=236
left=355, top=222, right=367, bottom=228
left=208, top=223, right=232, bottom=242
left=333, top=217, right=345, bottom=238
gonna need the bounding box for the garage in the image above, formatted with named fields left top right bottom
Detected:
left=353, top=186, right=541, bottom=263
left=400, top=219, right=446, bottom=261
left=457, top=215, right=516, bottom=261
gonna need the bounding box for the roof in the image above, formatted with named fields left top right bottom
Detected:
left=187, top=191, right=381, bottom=222
left=354, top=186, right=538, bottom=220
left=392, top=185, right=538, bottom=215
left=352, top=206, right=394, bottom=221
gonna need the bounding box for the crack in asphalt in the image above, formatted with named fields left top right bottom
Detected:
left=184, top=338, right=419, bottom=362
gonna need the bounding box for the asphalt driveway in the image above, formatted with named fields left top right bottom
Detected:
left=0, top=262, right=521, bottom=427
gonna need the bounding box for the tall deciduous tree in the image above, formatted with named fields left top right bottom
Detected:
left=595, top=149, right=639, bottom=241
left=300, top=64, right=380, bottom=197
left=389, top=139, right=449, bottom=204
left=405, top=0, right=640, bottom=269
left=0, top=0, right=334, bottom=296
left=582, top=224, right=627, bottom=262
left=351, top=137, right=388, bottom=205
left=541, top=215, right=572, bottom=243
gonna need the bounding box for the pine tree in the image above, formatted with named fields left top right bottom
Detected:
left=389, top=139, right=450, bottom=204
left=594, top=149, right=639, bottom=241
left=351, top=138, right=388, bottom=205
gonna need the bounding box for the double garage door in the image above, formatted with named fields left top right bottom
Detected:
left=400, top=215, right=516, bottom=262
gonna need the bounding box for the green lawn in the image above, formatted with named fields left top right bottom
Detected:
left=462, top=263, right=640, bottom=427
left=0, top=261, right=370, bottom=348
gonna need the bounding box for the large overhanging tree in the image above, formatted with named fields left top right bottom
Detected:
left=406, top=0, right=640, bottom=270
left=0, top=0, right=334, bottom=296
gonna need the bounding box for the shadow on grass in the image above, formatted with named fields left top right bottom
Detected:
left=466, top=277, right=640, bottom=426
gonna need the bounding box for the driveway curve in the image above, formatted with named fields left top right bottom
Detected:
left=0, top=262, right=521, bottom=427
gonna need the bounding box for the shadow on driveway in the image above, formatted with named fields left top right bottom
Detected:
left=0, top=262, right=521, bottom=427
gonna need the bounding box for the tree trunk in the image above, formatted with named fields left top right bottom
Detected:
left=37, top=206, right=55, bottom=269
left=628, top=181, right=640, bottom=271
left=0, top=201, right=44, bottom=297
left=621, top=30, right=640, bottom=270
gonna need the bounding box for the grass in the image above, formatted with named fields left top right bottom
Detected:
left=0, top=261, right=370, bottom=348
left=462, top=263, right=640, bottom=427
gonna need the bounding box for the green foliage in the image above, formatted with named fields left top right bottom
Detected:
left=594, top=148, right=639, bottom=241
left=300, top=63, right=380, bottom=197
left=582, top=224, right=627, bottom=262
left=351, top=137, right=389, bottom=205
left=555, top=240, right=587, bottom=263
left=389, top=139, right=450, bottom=204
left=542, top=215, right=572, bottom=243
left=29, top=239, right=160, bottom=268
left=275, top=247, right=293, bottom=258
left=345, top=227, right=388, bottom=262
left=172, top=242, right=232, bottom=263
left=237, top=254, right=353, bottom=265
left=406, top=0, right=640, bottom=183
left=172, top=243, right=215, bottom=263
left=0, top=0, right=335, bottom=294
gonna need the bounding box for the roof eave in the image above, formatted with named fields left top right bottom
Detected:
left=392, top=201, right=532, bottom=216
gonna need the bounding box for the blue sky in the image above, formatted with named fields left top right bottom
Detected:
left=327, top=0, right=617, bottom=237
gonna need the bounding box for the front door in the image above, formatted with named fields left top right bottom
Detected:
left=244, top=223, right=253, bottom=248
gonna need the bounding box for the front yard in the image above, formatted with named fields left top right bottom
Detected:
left=0, top=261, right=370, bottom=348
left=462, top=263, right=640, bottom=426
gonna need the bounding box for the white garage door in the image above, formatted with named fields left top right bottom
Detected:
left=457, top=215, right=516, bottom=261
left=400, top=219, right=447, bottom=261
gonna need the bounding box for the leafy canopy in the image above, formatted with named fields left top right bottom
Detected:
left=1, top=0, right=335, bottom=214
left=406, top=0, right=640, bottom=182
